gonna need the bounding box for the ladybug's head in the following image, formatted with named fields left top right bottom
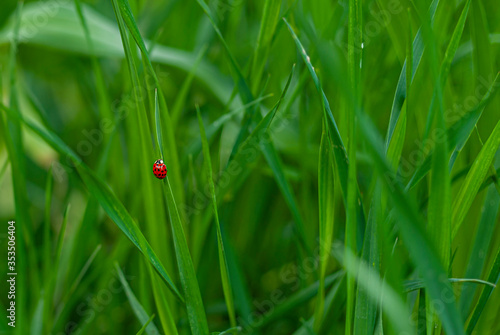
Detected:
left=155, top=159, right=164, bottom=165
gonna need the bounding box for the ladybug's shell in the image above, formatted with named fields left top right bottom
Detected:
left=153, top=161, right=167, bottom=179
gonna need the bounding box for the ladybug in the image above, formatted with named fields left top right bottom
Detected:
left=152, top=159, right=167, bottom=179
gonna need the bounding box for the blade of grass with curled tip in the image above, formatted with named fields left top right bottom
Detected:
left=459, top=173, right=500, bottom=318
left=451, top=119, right=500, bottom=238
left=115, top=263, right=161, bottom=335
left=404, top=278, right=496, bottom=293
left=197, top=106, right=236, bottom=329
left=466, top=246, right=500, bottom=334
left=0, top=103, right=183, bottom=301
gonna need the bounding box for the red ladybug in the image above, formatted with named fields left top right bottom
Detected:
left=153, top=159, right=167, bottom=179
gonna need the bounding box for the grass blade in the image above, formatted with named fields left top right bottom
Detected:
left=162, top=177, right=210, bottom=334
left=405, top=278, right=496, bottom=292
left=154, top=89, right=164, bottom=157
left=466, top=246, right=500, bottom=334
left=258, top=271, right=344, bottom=329
left=151, top=79, right=209, bottom=333
left=197, top=106, right=236, bottom=329
left=332, top=243, right=413, bottom=335
left=406, top=73, right=500, bottom=190
left=0, top=103, right=183, bottom=301
left=422, top=0, right=472, bottom=139
left=115, top=263, right=161, bottom=335
left=136, top=314, right=157, bottom=335
left=451, top=118, right=500, bottom=238
left=358, top=112, right=465, bottom=335
left=313, top=125, right=335, bottom=331
left=385, top=0, right=440, bottom=147
left=250, top=0, right=281, bottom=94
left=283, top=18, right=366, bottom=248
left=459, top=174, right=500, bottom=317
left=116, top=0, right=184, bottom=206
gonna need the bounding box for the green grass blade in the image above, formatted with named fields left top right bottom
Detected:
left=358, top=112, right=465, bottom=335
left=404, top=278, right=496, bottom=292
left=449, top=72, right=500, bottom=165
left=171, top=46, right=207, bottom=127
left=54, top=204, right=70, bottom=269
left=451, top=119, right=500, bottom=238
left=283, top=18, right=366, bottom=248
left=155, top=99, right=208, bottom=333
left=422, top=0, right=472, bottom=139
left=385, top=0, right=440, bottom=147
left=346, top=0, right=363, bottom=331
left=250, top=0, right=281, bottom=94
left=116, top=0, right=184, bottom=206
left=44, top=165, right=53, bottom=286
left=150, top=72, right=208, bottom=332
left=30, top=296, right=44, bottom=335
left=258, top=271, right=344, bottom=329
left=2, top=4, right=32, bottom=332
left=162, top=178, right=210, bottom=335
left=154, top=89, right=164, bottom=157
left=183, top=95, right=272, bottom=162
left=192, top=76, right=300, bottom=268
left=406, top=73, right=500, bottom=189
left=197, top=106, right=236, bottom=329
left=218, top=65, right=310, bottom=253
left=459, top=175, right=500, bottom=318
left=194, top=0, right=255, bottom=157
left=0, top=103, right=183, bottom=301
left=73, top=0, right=113, bottom=122
left=466, top=246, right=500, bottom=334
left=353, top=196, right=381, bottom=335
left=332, top=243, right=414, bottom=335
left=313, top=126, right=335, bottom=331
left=115, top=263, right=161, bottom=335
left=136, top=314, right=156, bottom=335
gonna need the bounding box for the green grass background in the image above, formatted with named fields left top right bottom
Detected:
left=0, top=0, right=499, bottom=334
